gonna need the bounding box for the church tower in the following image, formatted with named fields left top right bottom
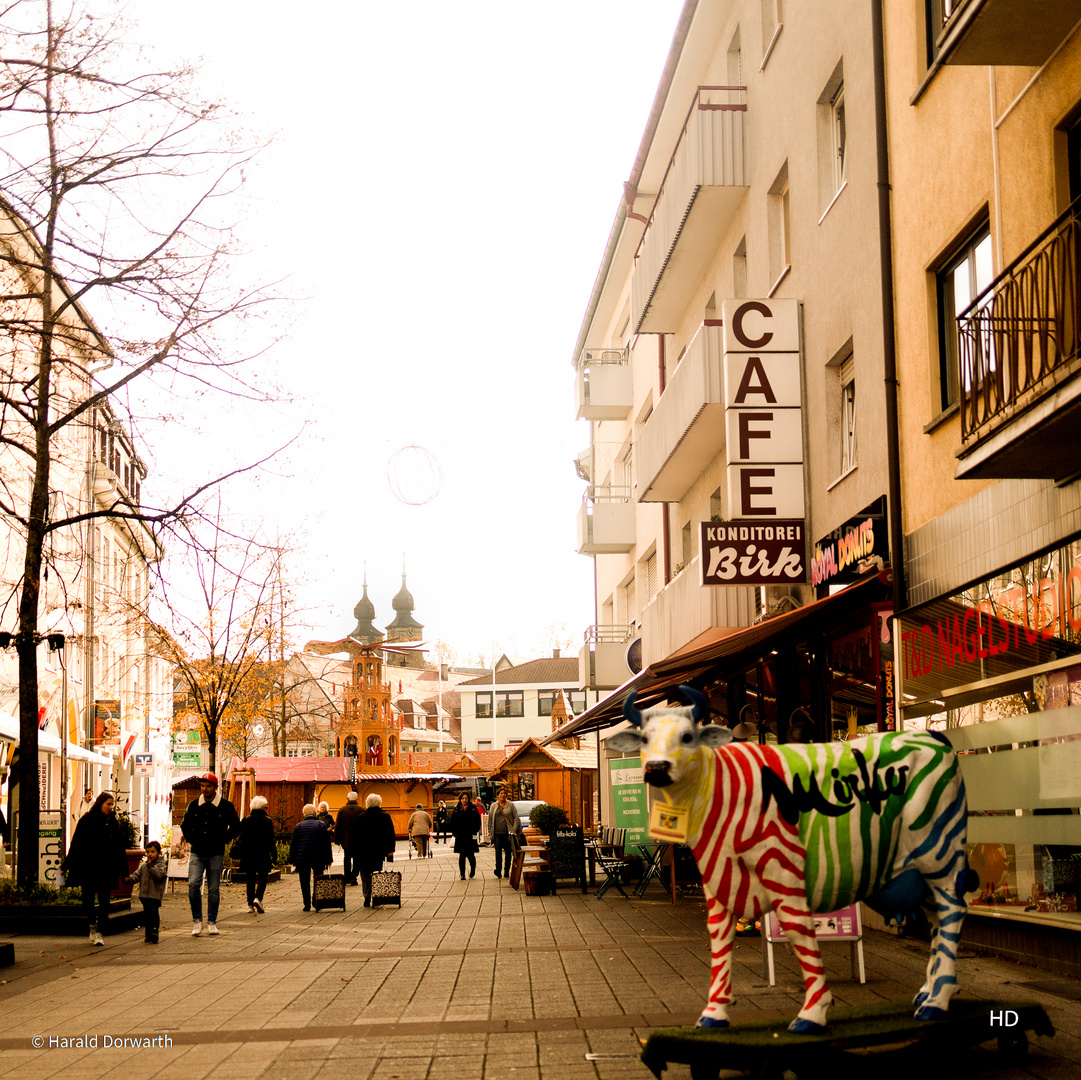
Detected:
left=385, top=559, right=425, bottom=669
left=348, top=567, right=383, bottom=645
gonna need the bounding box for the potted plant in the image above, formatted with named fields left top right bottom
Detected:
left=529, top=804, right=568, bottom=836
left=112, top=808, right=145, bottom=899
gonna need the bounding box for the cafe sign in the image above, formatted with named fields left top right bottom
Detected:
left=722, top=298, right=804, bottom=519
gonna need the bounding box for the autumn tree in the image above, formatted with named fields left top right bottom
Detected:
left=0, top=1, right=286, bottom=884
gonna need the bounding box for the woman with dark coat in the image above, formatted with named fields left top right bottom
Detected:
left=288, top=804, right=332, bottom=912
left=346, top=793, right=397, bottom=907
left=62, top=792, right=129, bottom=946
left=237, top=796, right=278, bottom=914
left=450, top=791, right=482, bottom=880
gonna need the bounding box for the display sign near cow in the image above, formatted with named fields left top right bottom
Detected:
left=605, top=686, right=977, bottom=1034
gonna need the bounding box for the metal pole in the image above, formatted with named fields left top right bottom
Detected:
left=60, top=641, right=68, bottom=856
left=491, top=645, right=498, bottom=755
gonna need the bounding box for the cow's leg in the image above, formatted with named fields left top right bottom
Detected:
left=775, top=901, right=833, bottom=1033
left=696, top=892, right=737, bottom=1028
left=913, top=881, right=966, bottom=1020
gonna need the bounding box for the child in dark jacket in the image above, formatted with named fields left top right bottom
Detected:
left=127, top=840, right=167, bottom=943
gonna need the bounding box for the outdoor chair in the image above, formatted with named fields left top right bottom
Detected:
left=588, top=839, right=630, bottom=899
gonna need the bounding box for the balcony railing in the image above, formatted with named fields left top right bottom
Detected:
left=576, top=485, right=635, bottom=555
left=931, top=0, right=1081, bottom=67
left=958, top=199, right=1081, bottom=455
left=578, top=624, right=636, bottom=691
left=575, top=346, right=632, bottom=421
left=631, top=87, right=748, bottom=334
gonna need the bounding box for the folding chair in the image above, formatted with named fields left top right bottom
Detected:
left=588, top=840, right=630, bottom=899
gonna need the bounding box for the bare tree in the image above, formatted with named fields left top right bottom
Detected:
left=155, top=512, right=286, bottom=774
left=0, top=0, right=286, bottom=883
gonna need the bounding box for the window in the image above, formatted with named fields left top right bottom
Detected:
left=768, top=162, right=791, bottom=286
left=733, top=236, right=748, bottom=298
left=538, top=690, right=558, bottom=717
left=475, top=692, right=492, bottom=718
left=681, top=523, right=692, bottom=570
left=645, top=550, right=658, bottom=599
left=925, top=0, right=961, bottom=65
left=496, top=691, right=523, bottom=718
left=840, top=355, right=857, bottom=475
left=936, top=224, right=993, bottom=411
left=831, top=84, right=846, bottom=190
left=477, top=740, right=492, bottom=751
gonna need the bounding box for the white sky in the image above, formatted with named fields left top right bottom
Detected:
left=134, top=1, right=684, bottom=665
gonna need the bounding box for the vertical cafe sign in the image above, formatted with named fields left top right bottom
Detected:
left=701, top=299, right=806, bottom=586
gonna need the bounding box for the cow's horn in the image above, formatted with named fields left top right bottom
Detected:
left=623, top=691, right=643, bottom=728
left=679, top=684, right=709, bottom=723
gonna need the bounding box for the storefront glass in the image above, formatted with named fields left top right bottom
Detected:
left=898, top=540, right=1081, bottom=920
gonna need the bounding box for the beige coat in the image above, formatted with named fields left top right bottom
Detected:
left=407, top=810, right=432, bottom=837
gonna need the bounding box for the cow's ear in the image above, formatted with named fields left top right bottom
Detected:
left=606, top=730, right=644, bottom=753
left=697, top=724, right=733, bottom=747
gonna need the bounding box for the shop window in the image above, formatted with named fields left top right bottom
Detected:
left=935, top=221, right=993, bottom=413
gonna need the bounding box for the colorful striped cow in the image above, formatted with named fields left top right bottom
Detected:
left=606, top=687, right=976, bottom=1033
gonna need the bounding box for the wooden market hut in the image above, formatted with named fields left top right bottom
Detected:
left=488, top=738, right=597, bottom=830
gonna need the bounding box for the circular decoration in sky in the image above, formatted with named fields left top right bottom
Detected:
left=386, top=444, right=443, bottom=506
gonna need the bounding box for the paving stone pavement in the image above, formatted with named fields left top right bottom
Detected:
left=0, top=840, right=1078, bottom=1079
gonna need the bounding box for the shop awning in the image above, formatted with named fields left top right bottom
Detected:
left=544, top=569, right=892, bottom=740
left=0, top=709, right=112, bottom=764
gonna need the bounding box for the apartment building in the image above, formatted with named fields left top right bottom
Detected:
left=0, top=203, right=172, bottom=851
left=571, top=0, right=897, bottom=750
left=885, top=3, right=1081, bottom=961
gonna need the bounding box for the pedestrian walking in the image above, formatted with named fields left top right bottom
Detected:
left=71, top=787, right=94, bottom=826
left=126, top=840, right=167, bottom=943
left=487, top=788, right=520, bottom=879
left=407, top=803, right=432, bottom=858
left=335, top=791, right=362, bottom=885
left=450, top=791, right=482, bottom=880
left=434, top=800, right=449, bottom=843
left=316, top=801, right=336, bottom=840
left=61, top=792, right=128, bottom=946
left=236, top=795, right=277, bottom=913
left=288, top=804, right=332, bottom=911
left=346, top=793, right=396, bottom=907
left=181, top=772, right=241, bottom=937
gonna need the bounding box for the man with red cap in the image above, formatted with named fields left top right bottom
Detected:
left=181, top=773, right=240, bottom=936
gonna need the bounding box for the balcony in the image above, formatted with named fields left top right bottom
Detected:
left=956, top=199, right=1081, bottom=481
left=575, top=347, right=632, bottom=421
left=631, top=87, right=748, bottom=334
left=577, top=486, right=635, bottom=555
left=636, top=322, right=724, bottom=502
left=640, top=555, right=756, bottom=667
left=578, top=624, right=636, bottom=691
left=932, top=0, right=1081, bottom=66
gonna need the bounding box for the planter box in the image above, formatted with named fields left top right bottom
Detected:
left=0, top=898, right=139, bottom=936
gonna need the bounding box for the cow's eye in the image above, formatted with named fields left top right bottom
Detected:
left=680, top=731, right=695, bottom=745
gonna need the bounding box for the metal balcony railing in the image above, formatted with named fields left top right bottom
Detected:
left=958, top=198, right=1081, bottom=443
left=583, top=624, right=636, bottom=646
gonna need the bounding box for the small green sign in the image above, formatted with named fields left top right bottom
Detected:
left=172, top=750, right=201, bottom=767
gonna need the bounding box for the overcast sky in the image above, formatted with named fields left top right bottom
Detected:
left=135, top=2, right=683, bottom=665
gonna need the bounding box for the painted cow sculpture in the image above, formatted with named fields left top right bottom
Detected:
left=606, top=687, right=976, bottom=1033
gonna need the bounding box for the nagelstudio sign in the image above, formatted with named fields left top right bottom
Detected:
left=702, top=299, right=807, bottom=587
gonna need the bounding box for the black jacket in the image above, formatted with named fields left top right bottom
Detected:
left=181, top=794, right=241, bottom=858
left=346, top=805, right=396, bottom=872
left=334, top=801, right=363, bottom=848
left=236, top=809, right=277, bottom=872
left=450, top=803, right=482, bottom=854
left=317, top=810, right=336, bottom=839
left=63, top=809, right=128, bottom=890
left=288, top=817, right=332, bottom=869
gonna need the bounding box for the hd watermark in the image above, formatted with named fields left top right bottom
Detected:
left=32, top=1034, right=173, bottom=1048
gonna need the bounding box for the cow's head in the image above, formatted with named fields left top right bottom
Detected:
left=605, top=685, right=732, bottom=787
